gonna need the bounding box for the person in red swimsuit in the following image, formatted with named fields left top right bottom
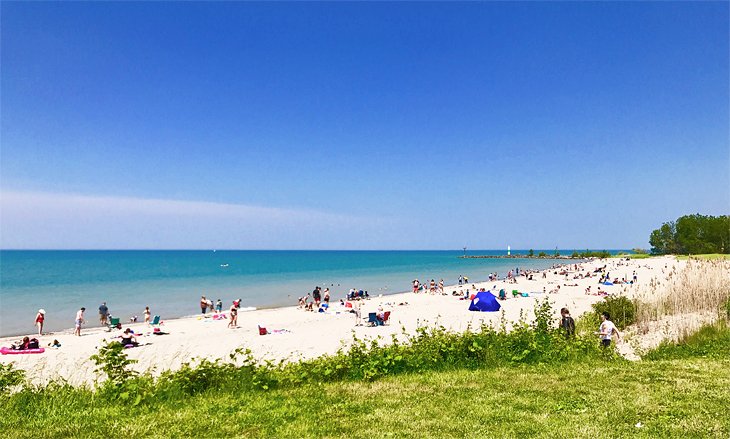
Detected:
left=35, top=309, right=45, bottom=336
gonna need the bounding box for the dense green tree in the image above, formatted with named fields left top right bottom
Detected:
left=650, top=214, right=730, bottom=254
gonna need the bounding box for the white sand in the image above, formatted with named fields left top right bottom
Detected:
left=0, top=256, right=680, bottom=386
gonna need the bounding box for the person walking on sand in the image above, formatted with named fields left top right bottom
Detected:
left=596, top=312, right=620, bottom=347
left=353, top=300, right=363, bottom=326
left=35, top=309, right=45, bottom=336
left=228, top=303, right=238, bottom=328
left=200, top=296, right=208, bottom=314
left=143, top=306, right=151, bottom=323
left=98, top=302, right=109, bottom=326
left=74, top=307, right=86, bottom=336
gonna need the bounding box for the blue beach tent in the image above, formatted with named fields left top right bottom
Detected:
left=469, top=291, right=501, bottom=312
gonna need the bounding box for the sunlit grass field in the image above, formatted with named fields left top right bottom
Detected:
left=1, top=357, right=729, bottom=438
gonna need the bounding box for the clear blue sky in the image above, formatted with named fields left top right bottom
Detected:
left=1, top=2, right=728, bottom=250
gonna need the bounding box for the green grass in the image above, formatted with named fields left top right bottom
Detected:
left=1, top=359, right=728, bottom=438
left=610, top=252, right=652, bottom=259
left=645, top=321, right=730, bottom=361
left=676, top=254, right=730, bottom=260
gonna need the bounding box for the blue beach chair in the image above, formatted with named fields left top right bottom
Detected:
left=367, top=312, right=378, bottom=327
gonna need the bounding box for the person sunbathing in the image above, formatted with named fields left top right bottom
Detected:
left=12, top=336, right=32, bottom=350
left=119, top=328, right=139, bottom=347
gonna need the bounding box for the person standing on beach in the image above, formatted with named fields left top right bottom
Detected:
left=74, top=307, right=85, bottom=336
left=312, top=287, right=321, bottom=306
left=215, top=299, right=223, bottom=313
left=200, top=296, right=208, bottom=314
left=35, top=309, right=45, bottom=336
left=353, top=300, right=363, bottom=326
left=228, top=302, right=238, bottom=328
left=98, top=302, right=109, bottom=326
left=596, top=312, right=620, bottom=347
left=144, top=306, right=151, bottom=323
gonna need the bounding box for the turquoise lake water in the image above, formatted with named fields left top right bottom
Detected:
left=0, top=250, right=606, bottom=336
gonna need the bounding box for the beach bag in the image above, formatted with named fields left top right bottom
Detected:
left=258, top=326, right=268, bottom=335
left=28, top=338, right=40, bottom=349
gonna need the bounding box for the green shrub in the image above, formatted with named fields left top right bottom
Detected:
left=0, top=363, right=25, bottom=393
left=591, top=296, right=636, bottom=330
left=7, top=300, right=621, bottom=406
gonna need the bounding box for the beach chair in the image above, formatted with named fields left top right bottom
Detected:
left=107, top=317, right=120, bottom=331
left=499, top=289, right=506, bottom=300
left=382, top=311, right=391, bottom=325
left=512, top=290, right=519, bottom=298
left=367, top=312, right=378, bottom=327
left=149, top=315, right=161, bottom=327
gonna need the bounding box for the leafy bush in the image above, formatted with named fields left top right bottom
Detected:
left=14, top=300, right=621, bottom=406
left=0, top=363, right=25, bottom=394
left=591, top=295, right=636, bottom=330
left=90, top=341, right=153, bottom=405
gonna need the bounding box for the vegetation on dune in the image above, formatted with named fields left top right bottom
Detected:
left=676, top=253, right=730, bottom=260
left=633, top=259, right=730, bottom=336
left=1, top=328, right=729, bottom=438
left=649, top=214, right=730, bottom=255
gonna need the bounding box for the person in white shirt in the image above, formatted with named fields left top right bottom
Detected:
left=597, top=312, right=620, bottom=347
left=74, top=307, right=86, bottom=336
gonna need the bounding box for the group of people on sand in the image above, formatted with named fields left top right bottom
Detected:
left=198, top=295, right=243, bottom=329
left=297, top=286, right=373, bottom=312
left=412, top=278, right=446, bottom=294
left=298, top=286, right=339, bottom=311
left=30, top=302, right=157, bottom=339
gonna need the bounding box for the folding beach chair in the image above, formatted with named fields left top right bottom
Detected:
left=149, top=315, right=161, bottom=327
left=107, top=317, right=120, bottom=331
left=382, top=311, right=391, bottom=325
left=367, top=312, right=378, bottom=327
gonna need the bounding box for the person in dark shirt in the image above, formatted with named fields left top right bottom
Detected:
left=99, top=302, right=109, bottom=326
left=560, top=307, right=575, bottom=336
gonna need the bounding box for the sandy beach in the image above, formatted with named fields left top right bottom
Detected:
left=0, top=256, right=680, bottom=386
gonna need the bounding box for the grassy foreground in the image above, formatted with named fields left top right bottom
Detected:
left=2, top=358, right=729, bottom=438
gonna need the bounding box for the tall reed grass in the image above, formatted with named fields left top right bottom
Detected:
left=633, top=258, right=730, bottom=337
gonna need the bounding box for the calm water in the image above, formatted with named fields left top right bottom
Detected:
left=0, top=250, right=592, bottom=336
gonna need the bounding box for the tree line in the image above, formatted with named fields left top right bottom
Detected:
left=649, top=214, right=730, bottom=255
